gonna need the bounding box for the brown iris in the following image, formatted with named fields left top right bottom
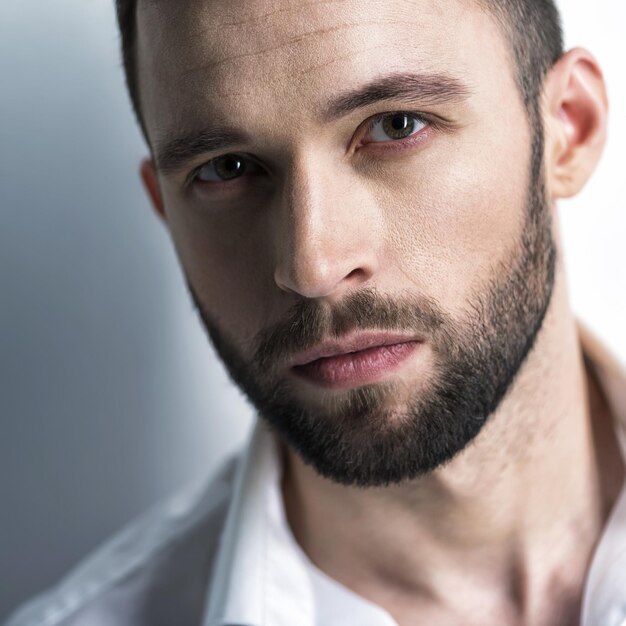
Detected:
left=213, top=155, right=245, bottom=180
left=382, top=114, right=417, bottom=140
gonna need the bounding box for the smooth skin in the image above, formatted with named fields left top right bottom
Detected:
left=136, top=0, right=619, bottom=624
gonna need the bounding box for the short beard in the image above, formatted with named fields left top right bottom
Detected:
left=188, top=132, right=556, bottom=488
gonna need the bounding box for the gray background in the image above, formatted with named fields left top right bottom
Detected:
left=1, top=0, right=624, bottom=621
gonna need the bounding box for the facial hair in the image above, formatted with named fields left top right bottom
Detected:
left=187, top=137, right=556, bottom=488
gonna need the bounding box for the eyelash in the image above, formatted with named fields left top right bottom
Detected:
left=188, top=110, right=433, bottom=188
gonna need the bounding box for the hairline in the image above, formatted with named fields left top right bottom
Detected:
left=119, top=0, right=562, bottom=147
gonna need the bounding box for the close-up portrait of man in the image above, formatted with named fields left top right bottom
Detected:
left=3, top=0, right=626, bottom=625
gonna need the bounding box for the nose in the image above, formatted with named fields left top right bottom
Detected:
left=272, top=155, right=381, bottom=300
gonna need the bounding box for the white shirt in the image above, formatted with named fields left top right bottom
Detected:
left=5, top=324, right=626, bottom=626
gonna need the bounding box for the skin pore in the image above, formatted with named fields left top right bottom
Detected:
left=135, top=0, right=619, bottom=624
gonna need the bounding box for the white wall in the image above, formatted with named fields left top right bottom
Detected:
left=558, top=0, right=626, bottom=360
left=0, top=0, right=624, bottom=620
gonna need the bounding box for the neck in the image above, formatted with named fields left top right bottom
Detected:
left=281, top=263, right=623, bottom=625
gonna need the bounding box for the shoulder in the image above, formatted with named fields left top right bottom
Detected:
left=4, top=455, right=239, bottom=626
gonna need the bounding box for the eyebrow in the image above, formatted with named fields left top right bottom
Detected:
left=153, top=72, right=471, bottom=176
left=321, top=71, right=471, bottom=122
left=153, top=128, right=248, bottom=176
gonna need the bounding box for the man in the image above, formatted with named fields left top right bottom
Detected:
left=6, top=0, right=626, bottom=624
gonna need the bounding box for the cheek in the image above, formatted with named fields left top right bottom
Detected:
left=163, top=196, right=276, bottom=342
left=376, top=124, right=533, bottom=311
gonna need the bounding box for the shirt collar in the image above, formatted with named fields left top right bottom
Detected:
left=578, top=323, right=626, bottom=626
left=202, top=419, right=316, bottom=626
left=201, top=419, right=396, bottom=626
left=203, top=322, right=626, bottom=626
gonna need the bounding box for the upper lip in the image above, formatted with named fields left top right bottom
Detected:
left=289, top=332, right=422, bottom=368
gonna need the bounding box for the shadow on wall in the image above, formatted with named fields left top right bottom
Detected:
left=0, top=1, right=251, bottom=620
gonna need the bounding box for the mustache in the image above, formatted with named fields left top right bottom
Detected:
left=251, top=287, right=449, bottom=372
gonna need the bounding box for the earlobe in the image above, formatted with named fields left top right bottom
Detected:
left=543, top=48, right=608, bottom=200
left=140, top=158, right=167, bottom=223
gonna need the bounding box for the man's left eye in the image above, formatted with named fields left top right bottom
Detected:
left=364, top=113, right=427, bottom=143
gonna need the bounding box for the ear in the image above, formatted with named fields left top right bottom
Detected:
left=140, top=158, right=167, bottom=223
left=543, top=48, right=608, bottom=200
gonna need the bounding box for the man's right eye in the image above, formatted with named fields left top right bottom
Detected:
left=195, top=154, right=249, bottom=183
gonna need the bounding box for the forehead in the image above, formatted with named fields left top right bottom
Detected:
left=136, top=0, right=516, bottom=142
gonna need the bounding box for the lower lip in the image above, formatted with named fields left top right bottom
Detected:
left=291, top=341, right=421, bottom=389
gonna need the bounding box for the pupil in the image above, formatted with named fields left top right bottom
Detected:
left=392, top=115, right=408, bottom=130
left=216, top=155, right=244, bottom=180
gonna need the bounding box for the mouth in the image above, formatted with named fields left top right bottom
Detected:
left=289, top=333, right=422, bottom=390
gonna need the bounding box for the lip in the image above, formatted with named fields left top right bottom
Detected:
left=289, top=333, right=422, bottom=389
left=289, top=332, right=422, bottom=367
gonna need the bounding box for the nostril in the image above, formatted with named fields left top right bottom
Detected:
left=346, top=268, right=363, bottom=280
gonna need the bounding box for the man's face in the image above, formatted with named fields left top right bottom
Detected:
left=137, top=0, right=556, bottom=486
